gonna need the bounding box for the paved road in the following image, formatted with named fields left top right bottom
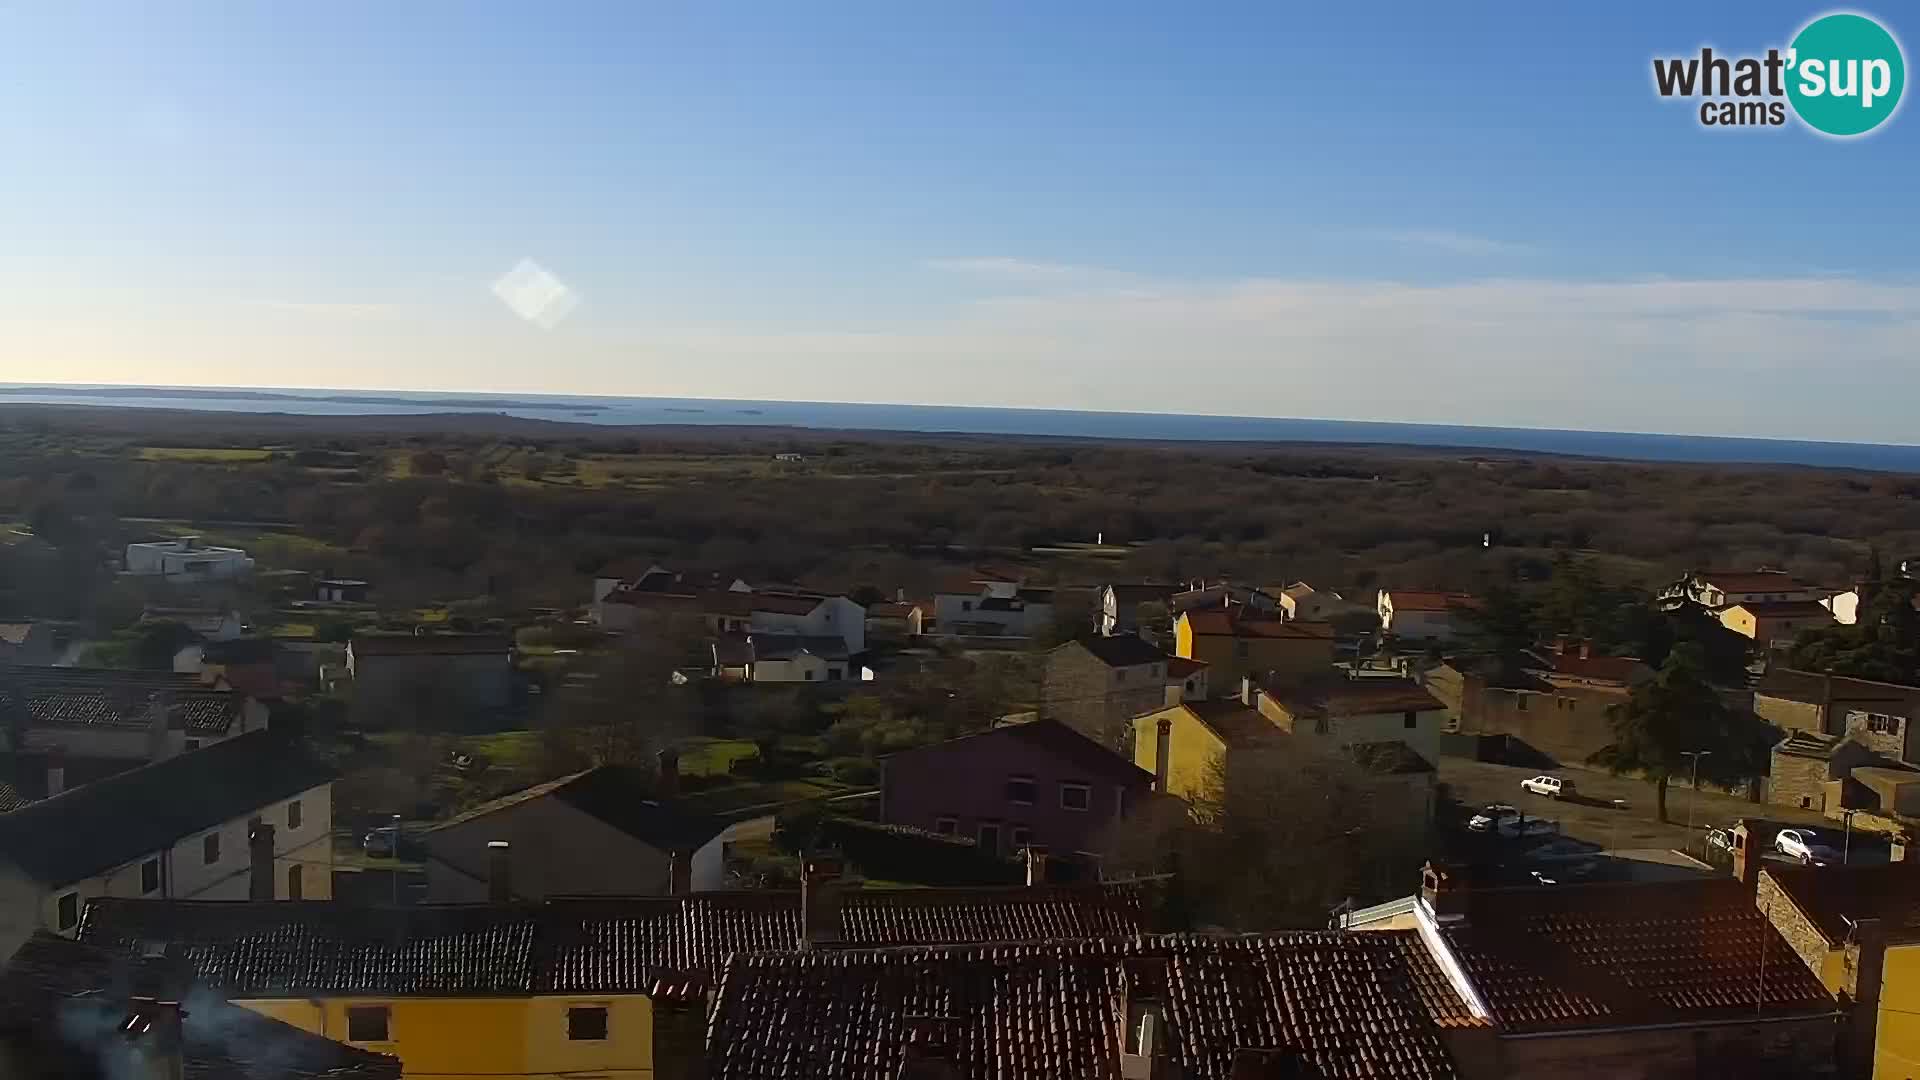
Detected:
left=1437, top=757, right=1848, bottom=855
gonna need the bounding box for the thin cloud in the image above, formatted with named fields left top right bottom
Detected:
left=1379, top=229, right=1538, bottom=257
left=922, top=256, right=1136, bottom=283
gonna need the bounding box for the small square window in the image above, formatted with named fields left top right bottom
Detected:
left=978, top=823, right=1001, bottom=853
left=141, top=859, right=160, bottom=895
left=1005, top=777, right=1037, bottom=805
left=933, top=817, right=958, bottom=836
left=1060, top=783, right=1091, bottom=812
left=961, top=600, right=973, bottom=612
left=203, top=832, right=221, bottom=865
left=1116, top=669, right=1128, bottom=684
left=1010, top=826, right=1032, bottom=849
left=288, top=799, right=303, bottom=830
left=287, top=864, right=304, bottom=901
left=568, top=1005, right=609, bottom=1041
left=1403, top=710, right=1417, bottom=730
left=56, top=892, right=77, bottom=931
left=1516, top=694, right=1529, bottom=712
left=346, top=1006, right=390, bottom=1043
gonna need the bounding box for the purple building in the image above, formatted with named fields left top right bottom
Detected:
left=880, top=720, right=1153, bottom=858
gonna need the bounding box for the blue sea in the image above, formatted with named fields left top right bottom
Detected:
left=3, top=383, right=1918, bottom=472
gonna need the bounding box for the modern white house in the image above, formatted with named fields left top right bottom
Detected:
left=124, top=538, right=254, bottom=581
left=1377, top=590, right=1478, bottom=643
left=744, top=593, right=866, bottom=656
left=934, top=576, right=1056, bottom=638
left=0, top=730, right=338, bottom=937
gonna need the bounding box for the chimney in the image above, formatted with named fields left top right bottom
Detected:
left=898, top=1016, right=962, bottom=1080
left=649, top=972, right=710, bottom=1080
left=486, top=840, right=512, bottom=903
left=799, top=858, right=844, bottom=950
left=1239, top=675, right=1255, bottom=707
left=895, top=587, right=906, bottom=603
left=1419, top=861, right=1467, bottom=920
left=1153, top=718, right=1172, bottom=794
left=1577, top=640, right=1591, bottom=660
left=1024, top=847, right=1048, bottom=887
left=248, top=823, right=276, bottom=900
left=656, top=748, right=680, bottom=798
left=1731, top=820, right=1759, bottom=888
left=44, top=750, right=66, bottom=798
left=668, top=849, right=692, bottom=896
left=119, top=997, right=186, bottom=1080
left=1119, top=957, right=1178, bottom=1080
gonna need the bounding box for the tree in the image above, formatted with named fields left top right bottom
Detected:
left=1588, top=643, right=1773, bottom=823
left=537, top=619, right=703, bottom=774
left=1457, top=584, right=1539, bottom=682
left=1788, top=555, right=1920, bottom=683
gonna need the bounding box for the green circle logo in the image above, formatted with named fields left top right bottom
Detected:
left=1787, top=12, right=1905, bottom=136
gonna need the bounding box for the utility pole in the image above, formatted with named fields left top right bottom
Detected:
left=1841, top=808, right=1861, bottom=865
left=1680, top=750, right=1712, bottom=834
left=389, top=813, right=402, bottom=906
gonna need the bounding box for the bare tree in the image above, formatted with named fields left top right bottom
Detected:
left=537, top=616, right=704, bottom=775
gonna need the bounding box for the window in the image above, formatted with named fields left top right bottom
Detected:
left=141, top=859, right=160, bottom=895
left=346, top=1006, right=390, bottom=1043
left=203, top=831, right=221, bottom=865
left=1005, top=777, right=1037, bottom=805
left=1402, top=710, right=1417, bottom=730
left=1868, top=713, right=1903, bottom=735
left=1009, top=826, right=1032, bottom=849
left=567, top=1005, right=609, bottom=1041
left=1234, top=641, right=1249, bottom=660
left=1060, top=782, right=1091, bottom=812
left=287, top=799, right=303, bottom=830
left=961, top=600, right=973, bottom=612
left=287, top=864, right=304, bottom=900
left=803, top=669, right=815, bottom=681
left=1116, top=669, right=1127, bottom=684
left=1516, top=694, right=1529, bottom=712
left=933, top=817, right=958, bottom=836
left=977, top=823, right=1001, bottom=853
left=56, top=892, right=77, bottom=931
left=184, top=739, right=200, bottom=751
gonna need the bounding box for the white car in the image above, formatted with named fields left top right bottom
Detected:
left=1468, top=804, right=1521, bottom=832
left=1520, top=775, right=1572, bottom=798
left=1774, top=828, right=1840, bottom=865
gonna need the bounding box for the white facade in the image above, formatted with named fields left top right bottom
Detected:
left=934, top=587, right=1055, bottom=638
left=750, top=596, right=866, bottom=655
left=1377, top=592, right=1470, bottom=643
left=124, top=539, right=254, bottom=581
left=1822, top=590, right=1860, bottom=626
left=34, top=782, right=334, bottom=936
left=749, top=651, right=843, bottom=683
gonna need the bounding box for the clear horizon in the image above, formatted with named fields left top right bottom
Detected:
left=3, top=3, right=1917, bottom=443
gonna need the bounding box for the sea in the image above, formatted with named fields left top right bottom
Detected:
left=3, top=383, right=1918, bottom=473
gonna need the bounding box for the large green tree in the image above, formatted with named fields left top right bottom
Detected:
left=1788, top=556, right=1920, bottom=683
left=1589, top=643, right=1773, bottom=823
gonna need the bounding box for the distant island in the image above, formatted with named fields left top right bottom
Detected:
left=0, top=385, right=606, bottom=414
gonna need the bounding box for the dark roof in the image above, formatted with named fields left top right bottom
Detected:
left=1532, top=647, right=1647, bottom=684
left=0, top=933, right=400, bottom=1080
left=198, top=638, right=278, bottom=666
left=1060, top=633, right=1168, bottom=669
left=427, top=766, right=730, bottom=852
left=749, top=634, right=849, bottom=662
left=705, top=933, right=1465, bottom=1080
left=887, top=720, right=1154, bottom=785
left=1763, top=861, right=1920, bottom=944
left=865, top=601, right=920, bottom=618
left=1104, top=582, right=1180, bottom=605
left=349, top=633, right=510, bottom=657
left=1697, top=571, right=1812, bottom=593
left=748, top=592, right=830, bottom=616
left=1755, top=666, right=1920, bottom=706
left=711, top=634, right=755, bottom=667
left=1275, top=677, right=1445, bottom=717
left=1385, top=591, right=1479, bottom=613
left=79, top=885, right=1149, bottom=994
left=1440, top=878, right=1835, bottom=1032
left=0, top=730, right=337, bottom=886
left=1181, top=699, right=1279, bottom=746
left=1166, top=656, right=1208, bottom=679
left=0, top=667, right=240, bottom=734
left=1182, top=610, right=1333, bottom=639
left=1725, top=600, right=1834, bottom=619
left=1349, top=740, right=1436, bottom=775
left=0, top=753, right=140, bottom=811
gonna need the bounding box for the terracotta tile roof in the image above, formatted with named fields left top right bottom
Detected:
left=748, top=592, right=829, bottom=616
left=887, top=720, right=1154, bottom=785
left=1724, top=600, right=1835, bottom=619
left=1536, top=649, right=1647, bottom=684
left=1182, top=699, right=1279, bottom=746
left=749, top=633, right=849, bottom=662
left=349, top=632, right=511, bottom=657
left=1166, top=656, right=1209, bottom=679
left=1061, top=633, right=1168, bottom=669
left=0, top=731, right=337, bottom=887
left=0, top=667, right=241, bottom=734
left=865, top=601, right=920, bottom=618
left=1756, top=666, right=1920, bottom=705
left=1277, top=677, right=1445, bottom=717
left=1439, top=879, right=1836, bottom=1032
left=1762, top=862, right=1920, bottom=944
left=1182, top=610, right=1332, bottom=639
left=705, top=933, right=1465, bottom=1079
left=1104, top=582, right=1181, bottom=605
left=80, top=885, right=1150, bottom=993
left=1385, top=591, right=1479, bottom=614
left=0, top=933, right=402, bottom=1080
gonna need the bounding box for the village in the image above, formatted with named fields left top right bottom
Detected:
left=1, top=516, right=1918, bottom=1079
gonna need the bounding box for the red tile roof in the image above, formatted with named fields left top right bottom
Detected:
left=1277, top=677, right=1446, bottom=717
left=1166, top=656, right=1209, bottom=679
left=865, top=601, right=920, bottom=618
left=1537, top=650, right=1646, bottom=684
left=1697, top=571, right=1811, bottom=593
left=1182, top=610, right=1333, bottom=639
left=1439, top=879, right=1835, bottom=1032
left=887, top=720, right=1155, bottom=785
left=1181, top=699, right=1280, bottom=746
left=706, top=933, right=1466, bottom=1079
left=1724, top=600, right=1835, bottom=619
left=1386, top=591, right=1479, bottom=613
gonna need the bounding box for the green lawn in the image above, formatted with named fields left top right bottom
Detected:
left=678, top=737, right=759, bottom=777
left=137, top=446, right=273, bottom=463
left=462, top=731, right=542, bottom=769
left=675, top=778, right=850, bottom=816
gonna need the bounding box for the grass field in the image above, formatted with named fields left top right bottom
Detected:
left=678, top=737, right=758, bottom=777
left=137, top=446, right=273, bottom=463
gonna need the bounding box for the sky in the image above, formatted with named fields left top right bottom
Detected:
left=1, top=2, right=1917, bottom=441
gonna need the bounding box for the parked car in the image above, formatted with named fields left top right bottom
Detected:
left=1520, top=774, right=1573, bottom=798
left=1498, top=816, right=1559, bottom=840
left=1468, top=804, right=1521, bottom=832
left=1775, top=828, right=1841, bottom=865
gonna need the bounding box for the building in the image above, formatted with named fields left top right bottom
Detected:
left=1377, top=590, right=1479, bottom=643
left=1275, top=581, right=1353, bottom=622
left=1345, top=861, right=1841, bottom=1079
left=1258, top=674, right=1448, bottom=774
left=1041, top=634, right=1176, bottom=748
left=880, top=719, right=1153, bottom=857
left=123, top=537, right=254, bottom=581
left=932, top=575, right=1056, bottom=638
left=1755, top=667, right=1920, bottom=764
left=1173, top=608, right=1333, bottom=693
left=739, top=632, right=853, bottom=682
left=0, top=666, right=270, bottom=763
left=863, top=599, right=925, bottom=642
left=1166, top=655, right=1210, bottom=702
left=0, top=621, right=54, bottom=666
left=735, top=591, right=866, bottom=655
left=346, top=632, right=513, bottom=720
left=599, top=583, right=867, bottom=655
left=78, top=881, right=1147, bottom=1080
left=1768, top=729, right=1887, bottom=813
left=1670, top=569, right=1822, bottom=610
left=1756, top=860, right=1920, bottom=1078
left=316, top=577, right=372, bottom=603
left=701, top=932, right=1469, bottom=1079
left=0, top=729, right=336, bottom=936
left=1097, top=582, right=1181, bottom=636
left=141, top=605, right=246, bottom=641
left=421, top=764, right=732, bottom=900
left=1131, top=696, right=1276, bottom=800
left=0, top=932, right=400, bottom=1080
left=1719, top=600, right=1837, bottom=644
left=1443, top=643, right=1652, bottom=768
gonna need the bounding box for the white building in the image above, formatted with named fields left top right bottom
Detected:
left=745, top=593, right=866, bottom=655
left=1277, top=582, right=1351, bottom=622
left=0, top=667, right=269, bottom=764
left=0, top=730, right=337, bottom=936
left=124, top=538, right=254, bottom=581
left=1377, top=590, right=1478, bottom=643
left=934, top=576, right=1056, bottom=638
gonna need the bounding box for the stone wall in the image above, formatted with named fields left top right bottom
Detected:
left=1758, top=871, right=1841, bottom=990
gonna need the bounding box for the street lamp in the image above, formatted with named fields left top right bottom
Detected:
left=1679, top=750, right=1712, bottom=833
left=1840, top=808, right=1862, bottom=865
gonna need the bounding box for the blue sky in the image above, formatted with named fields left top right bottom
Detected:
left=2, top=3, right=1917, bottom=440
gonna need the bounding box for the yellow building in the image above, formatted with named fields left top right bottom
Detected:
left=1132, top=696, right=1279, bottom=800
left=1756, top=861, right=1920, bottom=1079
left=1173, top=609, right=1333, bottom=694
